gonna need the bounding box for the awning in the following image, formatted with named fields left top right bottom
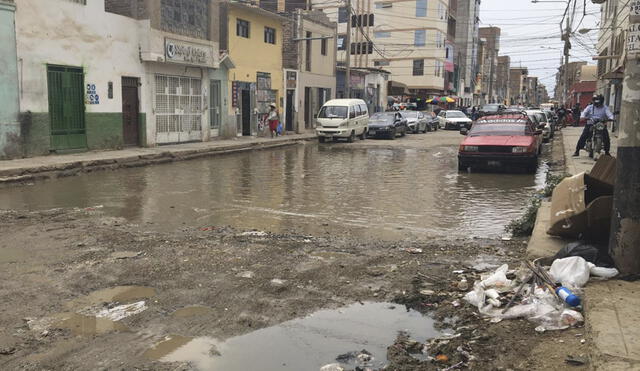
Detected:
left=602, top=66, right=624, bottom=80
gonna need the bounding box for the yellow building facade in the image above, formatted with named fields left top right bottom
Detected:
left=222, top=3, right=285, bottom=136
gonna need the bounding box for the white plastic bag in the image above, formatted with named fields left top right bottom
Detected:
left=549, top=257, right=591, bottom=288
left=480, top=264, right=512, bottom=290
left=590, top=266, right=619, bottom=278
left=463, top=284, right=486, bottom=310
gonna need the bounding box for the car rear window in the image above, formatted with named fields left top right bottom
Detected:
left=447, top=111, right=467, bottom=118
left=469, top=123, right=529, bottom=136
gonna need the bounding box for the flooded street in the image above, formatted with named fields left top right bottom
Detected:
left=0, top=131, right=547, bottom=241
left=0, top=131, right=561, bottom=371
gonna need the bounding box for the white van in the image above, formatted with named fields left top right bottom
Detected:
left=315, top=99, right=369, bottom=143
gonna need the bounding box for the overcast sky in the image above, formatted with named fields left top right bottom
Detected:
left=479, top=0, right=600, bottom=98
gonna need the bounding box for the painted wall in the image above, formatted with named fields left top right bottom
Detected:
left=226, top=5, right=284, bottom=115
left=15, top=0, right=147, bottom=154
left=0, top=1, right=20, bottom=159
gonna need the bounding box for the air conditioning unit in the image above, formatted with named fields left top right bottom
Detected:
left=591, top=0, right=606, bottom=4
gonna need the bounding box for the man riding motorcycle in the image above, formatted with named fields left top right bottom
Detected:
left=572, top=94, right=613, bottom=157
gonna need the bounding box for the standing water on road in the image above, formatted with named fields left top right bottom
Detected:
left=0, top=143, right=547, bottom=240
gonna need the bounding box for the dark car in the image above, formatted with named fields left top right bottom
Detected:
left=478, top=104, right=506, bottom=118
left=400, top=111, right=429, bottom=133
left=458, top=113, right=542, bottom=173
left=423, top=111, right=439, bottom=131
left=368, top=112, right=408, bottom=139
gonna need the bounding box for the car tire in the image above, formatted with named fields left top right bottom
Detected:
left=318, top=136, right=325, bottom=143
left=458, top=162, right=468, bottom=172
left=359, top=130, right=367, bottom=140
left=413, top=127, right=419, bottom=134
left=389, top=128, right=396, bottom=140
left=401, top=127, right=407, bottom=137
left=347, top=131, right=355, bottom=143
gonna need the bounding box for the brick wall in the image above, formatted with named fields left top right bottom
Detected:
left=105, top=0, right=147, bottom=19
left=160, top=0, right=209, bottom=40
left=282, top=14, right=298, bottom=70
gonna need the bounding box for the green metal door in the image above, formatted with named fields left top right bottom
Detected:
left=47, top=66, right=86, bottom=150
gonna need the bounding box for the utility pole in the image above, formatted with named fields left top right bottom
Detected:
left=488, top=54, right=495, bottom=103
left=345, top=0, right=352, bottom=98
left=562, top=16, right=570, bottom=106
left=608, top=2, right=640, bottom=276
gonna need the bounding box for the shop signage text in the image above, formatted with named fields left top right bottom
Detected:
left=165, top=38, right=214, bottom=66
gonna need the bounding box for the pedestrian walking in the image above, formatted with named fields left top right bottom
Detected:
left=267, top=103, right=279, bottom=138
left=572, top=103, right=581, bottom=127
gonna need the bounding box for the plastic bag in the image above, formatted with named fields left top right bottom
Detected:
left=553, top=241, right=599, bottom=263
left=480, top=264, right=512, bottom=290
left=276, top=122, right=283, bottom=135
left=590, top=266, right=619, bottom=278
left=549, top=257, right=591, bottom=288
left=463, top=284, right=486, bottom=310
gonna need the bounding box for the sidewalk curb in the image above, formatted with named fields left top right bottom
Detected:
left=0, top=136, right=316, bottom=184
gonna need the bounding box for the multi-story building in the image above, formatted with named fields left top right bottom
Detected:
left=444, top=0, right=457, bottom=97
left=536, top=84, right=550, bottom=106
left=509, top=67, right=528, bottom=105
left=281, top=10, right=337, bottom=132
left=478, top=26, right=500, bottom=104
left=8, top=0, right=235, bottom=158
left=454, top=0, right=480, bottom=107
left=312, top=0, right=448, bottom=101
left=594, top=0, right=627, bottom=115
left=496, top=56, right=510, bottom=104
left=567, top=65, right=597, bottom=110
left=525, top=76, right=538, bottom=106
left=554, top=61, right=586, bottom=105
left=220, top=2, right=286, bottom=137
left=0, top=0, right=19, bottom=159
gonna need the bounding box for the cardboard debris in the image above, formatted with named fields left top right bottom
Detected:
left=548, top=156, right=616, bottom=240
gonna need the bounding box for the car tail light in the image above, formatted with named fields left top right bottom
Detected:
left=512, top=146, right=527, bottom=153
left=462, top=145, right=479, bottom=152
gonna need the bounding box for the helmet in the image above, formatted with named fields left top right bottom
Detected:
left=592, top=94, right=604, bottom=107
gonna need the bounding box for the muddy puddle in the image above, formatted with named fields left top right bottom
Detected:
left=145, top=302, right=438, bottom=370
left=0, top=144, right=547, bottom=240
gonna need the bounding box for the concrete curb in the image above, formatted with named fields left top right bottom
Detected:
left=0, top=136, right=316, bottom=184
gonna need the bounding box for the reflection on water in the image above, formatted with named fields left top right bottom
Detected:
left=145, top=302, right=438, bottom=371
left=0, top=143, right=546, bottom=240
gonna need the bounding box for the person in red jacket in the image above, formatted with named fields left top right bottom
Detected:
left=267, top=103, right=279, bottom=138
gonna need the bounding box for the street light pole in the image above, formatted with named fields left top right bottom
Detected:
left=608, top=5, right=640, bottom=276
left=562, top=16, right=570, bottom=106
left=345, top=0, right=352, bottom=98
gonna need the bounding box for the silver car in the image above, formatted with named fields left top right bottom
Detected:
left=399, top=111, right=429, bottom=134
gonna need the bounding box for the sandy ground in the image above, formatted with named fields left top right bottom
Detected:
left=0, top=130, right=589, bottom=371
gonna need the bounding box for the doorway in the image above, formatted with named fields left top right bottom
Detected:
left=304, top=87, right=311, bottom=129
left=210, top=80, right=221, bottom=137
left=121, top=77, right=139, bottom=146
left=241, top=90, right=251, bottom=136
left=47, top=65, right=86, bottom=151
left=286, top=89, right=294, bottom=132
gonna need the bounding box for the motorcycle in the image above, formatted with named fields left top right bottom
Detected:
left=585, top=119, right=610, bottom=160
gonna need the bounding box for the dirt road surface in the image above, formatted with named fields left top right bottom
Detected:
left=0, top=130, right=588, bottom=370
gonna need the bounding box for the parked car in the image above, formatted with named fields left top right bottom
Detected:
left=438, top=110, right=473, bottom=130
left=423, top=111, right=439, bottom=131
left=478, top=104, right=506, bottom=118
left=368, top=112, right=408, bottom=139
left=525, top=109, right=552, bottom=142
left=458, top=113, right=543, bottom=173
left=400, top=111, right=429, bottom=133
left=316, top=99, right=369, bottom=143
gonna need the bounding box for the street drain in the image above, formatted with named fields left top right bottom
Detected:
left=146, top=301, right=439, bottom=370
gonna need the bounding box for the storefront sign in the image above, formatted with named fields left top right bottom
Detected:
left=628, top=23, right=640, bottom=58
left=165, top=38, right=214, bottom=66
left=286, top=71, right=297, bottom=89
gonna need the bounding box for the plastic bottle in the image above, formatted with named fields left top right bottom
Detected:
left=556, top=286, right=581, bottom=307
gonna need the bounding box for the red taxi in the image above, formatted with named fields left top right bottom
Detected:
left=458, top=114, right=542, bottom=173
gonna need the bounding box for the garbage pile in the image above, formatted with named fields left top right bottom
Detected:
left=462, top=257, right=618, bottom=332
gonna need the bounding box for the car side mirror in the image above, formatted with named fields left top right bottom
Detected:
left=460, top=128, right=468, bottom=135
left=535, top=129, right=543, bottom=135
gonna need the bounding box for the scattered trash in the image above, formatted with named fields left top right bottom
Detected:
left=80, top=301, right=147, bottom=321
left=553, top=242, right=599, bottom=264
left=240, top=231, right=268, bottom=237
left=435, top=354, right=449, bottom=363
left=270, top=278, right=286, bottom=287
left=590, top=266, right=619, bottom=278
left=403, top=248, right=423, bottom=254
left=580, top=339, right=586, bottom=344
left=237, top=271, right=254, bottom=279
left=550, top=257, right=592, bottom=289
left=501, top=236, right=512, bottom=241
left=320, top=364, right=344, bottom=371
left=419, top=289, right=435, bottom=296
left=200, top=227, right=216, bottom=231
left=0, top=347, right=16, bottom=355
left=457, top=278, right=469, bottom=291
left=111, top=251, right=141, bottom=259
left=565, top=355, right=587, bottom=366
